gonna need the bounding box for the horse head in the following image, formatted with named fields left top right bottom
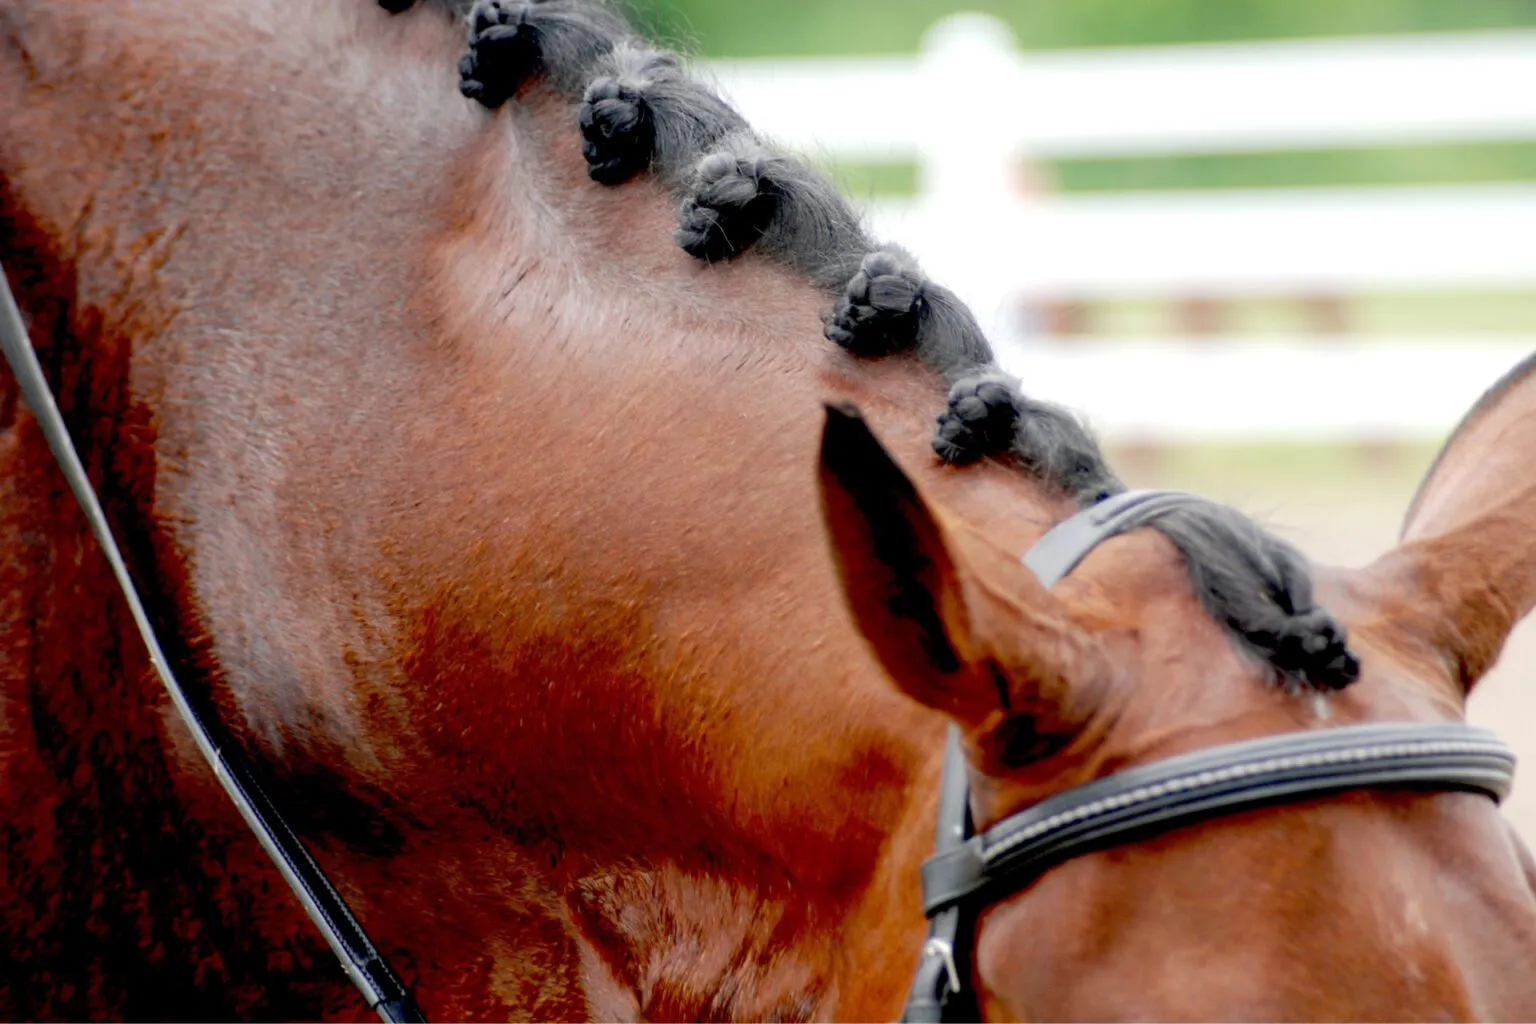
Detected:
left=820, top=363, right=1536, bottom=1018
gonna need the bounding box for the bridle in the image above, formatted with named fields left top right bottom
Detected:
left=0, top=267, right=424, bottom=1022
left=2, top=263, right=1516, bottom=1024
left=902, top=489, right=1518, bottom=1022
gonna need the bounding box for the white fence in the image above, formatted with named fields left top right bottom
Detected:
left=1012, top=338, right=1529, bottom=443
left=705, top=21, right=1536, bottom=441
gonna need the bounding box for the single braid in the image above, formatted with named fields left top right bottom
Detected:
left=824, top=249, right=927, bottom=356
left=932, top=371, right=1022, bottom=465
left=459, top=0, right=632, bottom=108
left=675, top=142, right=785, bottom=262
left=578, top=44, right=746, bottom=188
left=673, top=135, right=870, bottom=285
left=580, top=74, right=656, bottom=184
left=824, top=247, right=992, bottom=370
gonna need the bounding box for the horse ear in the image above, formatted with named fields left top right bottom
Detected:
left=1375, top=356, right=1536, bottom=693
left=817, top=403, right=1103, bottom=730
left=817, top=403, right=982, bottom=721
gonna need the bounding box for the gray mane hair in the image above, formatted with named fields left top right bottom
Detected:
left=393, top=0, right=1360, bottom=691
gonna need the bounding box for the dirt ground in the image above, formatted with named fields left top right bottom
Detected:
left=1112, top=442, right=1536, bottom=847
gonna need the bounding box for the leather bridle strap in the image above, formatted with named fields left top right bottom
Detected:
left=902, top=490, right=1212, bottom=1022
left=1019, top=488, right=1208, bottom=584
left=900, top=489, right=1518, bottom=1023
left=902, top=726, right=975, bottom=1023
left=922, top=722, right=1514, bottom=918
left=0, top=266, right=425, bottom=1023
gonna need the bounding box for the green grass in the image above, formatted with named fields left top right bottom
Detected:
left=824, top=161, right=920, bottom=202
left=628, top=0, right=1536, bottom=58
left=1054, top=142, right=1536, bottom=193
left=819, top=141, right=1536, bottom=199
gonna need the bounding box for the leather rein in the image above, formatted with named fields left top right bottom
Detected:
left=0, top=266, right=425, bottom=1023
left=901, top=489, right=1518, bottom=1022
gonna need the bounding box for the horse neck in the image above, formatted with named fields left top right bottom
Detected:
left=396, top=78, right=1067, bottom=1017
left=0, top=1, right=1067, bottom=1015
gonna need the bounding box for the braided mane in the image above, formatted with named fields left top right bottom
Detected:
left=389, top=0, right=1360, bottom=691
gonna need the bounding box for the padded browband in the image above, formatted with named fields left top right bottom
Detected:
left=921, top=722, right=1514, bottom=917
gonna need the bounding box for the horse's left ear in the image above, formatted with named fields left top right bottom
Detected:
left=1369, top=357, right=1536, bottom=694
left=817, top=403, right=1104, bottom=730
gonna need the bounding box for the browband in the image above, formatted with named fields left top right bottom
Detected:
left=921, top=722, right=1513, bottom=918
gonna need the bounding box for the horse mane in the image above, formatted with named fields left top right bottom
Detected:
left=393, top=0, right=1359, bottom=690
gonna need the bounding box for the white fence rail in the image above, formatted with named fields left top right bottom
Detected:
left=709, top=26, right=1536, bottom=160
left=704, top=23, right=1536, bottom=440
left=1017, top=338, right=1530, bottom=443
left=869, top=184, right=1536, bottom=298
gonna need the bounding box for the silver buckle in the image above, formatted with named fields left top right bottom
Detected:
left=922, top=937, right=962, bottom=995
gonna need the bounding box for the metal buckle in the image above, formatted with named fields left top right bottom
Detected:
left=922, top=937, right=962, bottom=995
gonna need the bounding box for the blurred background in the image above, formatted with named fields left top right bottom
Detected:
left=631, top=0, right=1536, bottom=839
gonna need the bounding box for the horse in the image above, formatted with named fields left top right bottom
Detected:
left=2, top=0, right=1533, bottom=1019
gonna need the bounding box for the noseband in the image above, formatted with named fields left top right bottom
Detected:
left=902, top=490, right=1517, bottom=1022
